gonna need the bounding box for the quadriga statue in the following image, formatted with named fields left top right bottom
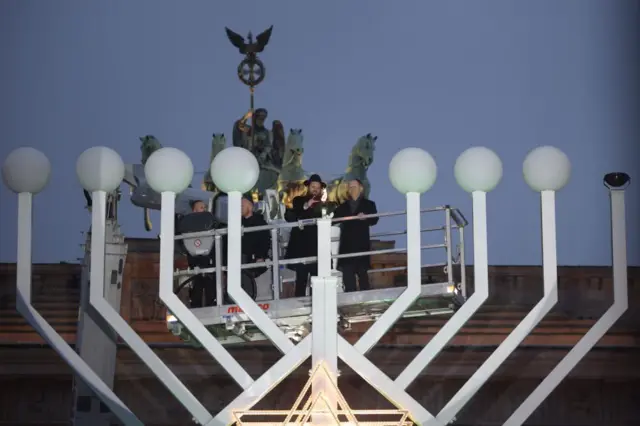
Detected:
left=276, top=128, right=306, bottom=208
left=233, top=107, right=286, bottom=194
left=276, top=131, right=377, bottom=208
left=140, top=135, right=163, bottom=164
left=202, top=133, right=228, bottom=192
left=139, top=135, right=163, bottom=231
left=326, top=133, right=377, bottom=204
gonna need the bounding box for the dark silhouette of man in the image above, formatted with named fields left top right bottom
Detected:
left=333, top=179, right=378, bottom=292
left=284, top=174, right=327, bottom=297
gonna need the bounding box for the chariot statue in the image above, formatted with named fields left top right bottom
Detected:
left=233, top=108, right=285, bottom=193
left=128, top=23, right=379, bottom=229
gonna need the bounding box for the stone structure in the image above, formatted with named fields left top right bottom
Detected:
left=1, top=239, right=639, bottom=425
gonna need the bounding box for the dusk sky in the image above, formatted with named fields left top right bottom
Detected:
left=0, top=1, right=638, bottom=266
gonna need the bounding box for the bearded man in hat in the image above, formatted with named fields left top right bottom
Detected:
left=332, top=179, right=378, bottom=292
left=284, top=174, right=328, bottom=297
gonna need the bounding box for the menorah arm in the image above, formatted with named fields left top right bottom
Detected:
left=14, top=192, right=143, bottom=426
left=503, top=189, right=629, bottom=426
left=436, top=190, right=560, bottom=425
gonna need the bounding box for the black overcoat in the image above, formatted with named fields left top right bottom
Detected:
left=284, top=195, right=326, bottom=267
left=333, top=198, right=379, bottom=269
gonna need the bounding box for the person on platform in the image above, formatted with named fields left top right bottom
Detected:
left=240, top=194, right=270, bottom=278
left=333, top=179, right=379, bottom=292
left=284, top=174, right=327, bottom=297
left=191, top=200, right=207, bottom=213
left=184, top=199, right=216, bottom=308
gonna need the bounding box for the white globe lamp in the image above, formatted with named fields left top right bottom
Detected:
left=523, top=146, right=571, bottom=192
left=454, top=147, right=503, bottom=193
left=76, top=146, right=125, bottom=192
left=388, top=147, right=437, bottom=194
left=210, top=147, right=259, bottom=193
left=144, top=147, right=194, bottom=193
left=2, top=147, right=51, bottom=194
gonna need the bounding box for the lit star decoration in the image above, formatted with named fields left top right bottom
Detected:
left=232, top=362, right=412, bottom=426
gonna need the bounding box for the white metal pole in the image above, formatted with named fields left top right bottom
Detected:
left=436, top=189, right=559, bottom=425
left=311, top=218, right=339, bottom=423
left=17, top=193, right=32, bottom=303
left=14, top=192, right=142, bottom=426
left=504, top=187, right=629, bottom=426
left=335, top=191, right=438, bottom=425
left=214, top=235, right=224, bottom=306
left=316, top=218, right=333, bottom=277
left=458, top=227, right=467, bottom=299
left=225, top=191, right=294, bottom=353
left=354, top=191, right=422, bottom=354
left=87, top=191, right=213, bottom=425
left=270, top=227, right=280, bottom=300
left=396, top=190, right=489, bottom=392
left=209, top=194, right=313, bottom=426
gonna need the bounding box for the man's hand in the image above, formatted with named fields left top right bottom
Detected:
left=305, top=198, right=319, bottom=209
left=357, top=212, right=365, bottom=219
left=256, top=258, right=265, bottom=263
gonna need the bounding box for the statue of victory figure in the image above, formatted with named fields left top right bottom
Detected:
left=233, top=107, right=285, bottom=193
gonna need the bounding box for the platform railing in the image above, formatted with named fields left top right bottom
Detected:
left=173, top=205, right=467, bottom=305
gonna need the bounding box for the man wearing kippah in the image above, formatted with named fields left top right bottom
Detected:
left=284, top=174, right=327, bottom=297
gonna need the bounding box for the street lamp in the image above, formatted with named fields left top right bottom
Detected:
left=354, top=147, right=437, bottom=354
left=523, top=145, right=571, bottom=192
left=2, top=147, right=141, bottom=425
left=76, top=146, right=125, bottom=193
left=142, top=146, right=230, bottom=423
left=76, top=147, right=126, bottom=320
left=210, top=146, right=259, bottom=194
left=395, top=146, right=503, bottom=392
left=454, top=146, right=503, bottom=193
left=334, top=147, right=440, bottom=424
left=2, top=147, right=52, bottom=298
left=210, top=146, right=294, bottom=353
left=144, top=147, right=194, bottom=194
left=603, top=172, right=630, bottom=189
left=437, top=145, right=572, bottom=425
left=1, top=147, right=51, bottom=194
left=506, top=170, right=630, bottom=426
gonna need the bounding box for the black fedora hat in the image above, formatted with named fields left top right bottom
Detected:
left=304, top=174, right=326, bottom=188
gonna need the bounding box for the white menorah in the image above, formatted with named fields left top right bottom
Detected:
left=1, top=144, right=629, bottom=426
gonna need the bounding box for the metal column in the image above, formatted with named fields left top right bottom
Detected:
left=72, top=218, right=128, bottom=426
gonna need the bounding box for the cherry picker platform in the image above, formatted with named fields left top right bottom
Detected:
left=165, top=191, right=468, bottom=346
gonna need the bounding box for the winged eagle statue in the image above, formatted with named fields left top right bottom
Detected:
left=225, top=26, right=273, bottom=56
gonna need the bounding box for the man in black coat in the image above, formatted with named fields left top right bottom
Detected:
left=241, top=194, right=270, bottom=278
left=333, top=179, right=379, bottom=292
left=182, top=199, right=218, bottom=307
left=284, top=174, right=327, bottom=297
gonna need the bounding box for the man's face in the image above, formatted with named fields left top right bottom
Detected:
left=308, top=182, right=322, bottom=197
left=255, top=112, right=266, bottom=127
left=241, top=198, right=253, bottom=217
left=192, top=201, right=206, bottom=213
left=348, top=180, right=363, bottom=200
